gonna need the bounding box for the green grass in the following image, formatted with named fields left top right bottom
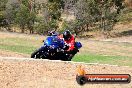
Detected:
left=72, top=54, right=132, bottom=66
left=0, top=37, right=39, bottom=54
left=0, top=44, right=36, bottom=54
left=0, top=36, right=132, bottom=66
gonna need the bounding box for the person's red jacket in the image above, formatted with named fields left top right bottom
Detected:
left=58, top=34, right=75, bottom=51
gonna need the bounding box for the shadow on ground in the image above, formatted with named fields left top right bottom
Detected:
left=119, top=30, right=132, bottom=36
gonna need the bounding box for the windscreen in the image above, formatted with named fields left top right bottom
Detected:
left=45, top=36, right=59, bottom=46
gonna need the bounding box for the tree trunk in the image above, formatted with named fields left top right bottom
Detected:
left=30, top=29, right=34, bottom=34
left=21, top=25, right=25, bottom=33
left=29, top=26, right=34, bottom=34
left=86, top=24, right=89, bottom=31
left=103, top=20, right=106, bottom=31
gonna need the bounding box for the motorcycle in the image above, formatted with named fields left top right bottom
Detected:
left=31, top=34, right=82, bottom=61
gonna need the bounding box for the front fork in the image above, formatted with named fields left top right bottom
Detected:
left=39, top=46, right=57, bottom=57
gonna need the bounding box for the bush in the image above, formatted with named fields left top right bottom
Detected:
left=34, top=22, right=49, bottom=35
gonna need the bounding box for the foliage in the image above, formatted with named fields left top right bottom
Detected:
left=7, top=0, right=36, bottom=33
left=5, top=3, right=19, bottom=24
left=0, top=0, right=8, bottom=27
left=46, top=0, right=64, bottom=29
left=34, top=23, right=48, bottom=34
left=61, top=21, right=69, bottom=31
left=27, top=11, right=36, bottom=33
left=15, top=4, right=29, bottom=32
left=74, top=0, right=125, bottom=34
left=33, top=16, right=49, bottom=35
left=1, top=0, right=128, bottom=36
left=117, top=8, right=132, bottom=22
left=0, top=0, right=8, bottom=11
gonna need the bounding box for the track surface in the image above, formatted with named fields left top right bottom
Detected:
left=0, top=57, right=131, bottom=88
left=0, top=28, right=132, bottom=88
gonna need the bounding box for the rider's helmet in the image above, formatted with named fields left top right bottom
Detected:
left=63, top=30, right=72, bottom=41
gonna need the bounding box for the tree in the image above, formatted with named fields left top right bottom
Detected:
left=8, top=0, right=36, bottom=33
left=73, top=0, right=125, bottom=34
left=0, top=0, right=8, bottom=11
left=74, top=0, right=100, bottom=33
left=46, top=0, right=64, bottom=29
left=27, top=11, right=36, bottom=34
left=0, top=0, right=8, bottom=28
left=15, top=4, right=29, bottom=33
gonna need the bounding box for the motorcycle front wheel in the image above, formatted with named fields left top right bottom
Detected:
left=31, top=49, right=41, bottom=59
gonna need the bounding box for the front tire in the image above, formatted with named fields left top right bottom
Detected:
left=31, top=49, right=40, bottom=58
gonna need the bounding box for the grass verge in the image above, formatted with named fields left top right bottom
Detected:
left=72, top=54, right=132, bottom=66
left=0, top=36, right=132, bottom=66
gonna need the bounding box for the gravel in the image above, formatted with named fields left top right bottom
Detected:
left=0, top=57, right=132, bottom=88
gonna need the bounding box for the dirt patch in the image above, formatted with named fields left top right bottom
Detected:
left=107, top=36, right=132, bottom=43
left=0, top=50, right=29, bottom=58
left=0, top=57, right=131, bottom=88
left=0, top=31, right=45, bottom=41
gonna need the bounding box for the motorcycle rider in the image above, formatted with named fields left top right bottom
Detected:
left=48, top=30, right=78, bottom=57
left=59, top=30, right=78, bottom=58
